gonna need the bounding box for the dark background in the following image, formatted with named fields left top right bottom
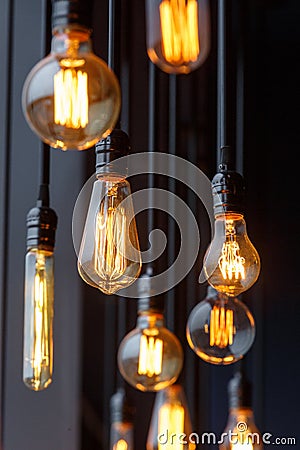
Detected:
left=0, top=0, right=299, bottom=449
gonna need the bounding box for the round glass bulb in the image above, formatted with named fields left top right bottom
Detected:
left=220, top=407, right=263, bottom=450
left=186, top=290, right=255, bottom=365
left=118, top=312, right=183, bottom=392
left=22, top=26, right=121, bottom=150
left=203, top=214, right=261, bottom=297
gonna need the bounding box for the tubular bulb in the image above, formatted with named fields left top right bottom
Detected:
left=22, top=24, right=120, bottom=150
left=146, top=0, right=210, bottom=74
left=118, top=311, right=183, bottom=392
left=186, top=288, right=255, bottom=365
left=203, top=213, right=260, bottom=297
left=78, top=174, right=141, bottom=294
left=110, top=389, right=134, bottom=450
left=23, top=249, right=54, bottom=390
left=147, top=384, right=195, bottom=450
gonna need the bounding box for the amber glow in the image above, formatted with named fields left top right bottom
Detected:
left=94, top=185, right=127, bottom=285
left=113, top=439, right=128, bottom=450
left=158, top=403, right=185, bottom=450
left=159, top=0, right=200, bottom=65
left=138, top=334, right=163, bottom=376
left=231, top=438, right=254, bottom=449
left=219, top=220, right=245, bottom=281
left=32, top=255, right=50, bottom=386
left=54, top=67, right=88, bottom=129
left=205, top=305, right=235, bottom=348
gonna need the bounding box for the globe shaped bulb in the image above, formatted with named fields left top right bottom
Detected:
left=22, top=25, right=121, bottom=150
left=186, top=288, right=255, bottom=365
left=118, top=311, right=183, bottom=392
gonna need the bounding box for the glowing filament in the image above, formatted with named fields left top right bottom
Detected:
left=231, top=438, right=254, bottom=449
left=219, top=221, right=245, bottom=281
left=94, top=188, right=127, bottom=282
left=207, top=305, right=235, bottom=348
left=138, top=335, right=163, bottom=376
left=113, top=439, right=128, bottom=450
left=32, top=258, right=49, bottom=385
left=158, top=404, right=185, bottom=450
left=159, top=0, right=200, bottom=65
left=54, top=68, right=88, bottom=129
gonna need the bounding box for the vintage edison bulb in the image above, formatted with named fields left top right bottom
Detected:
left=23, top=248, right=54, bottom=390
left=203, top=213, right=260, bottom=297
left=110, top=389, right=134, bottom=450
left=78, top=174, right=141, bottom=294
left=186, top=288, right=255, bottom=365
left=22, top=25, right=120, bottom=150
left=118, top=311, right=183, bottom=392
left=147, top=384, right=195, bottom=450
left=146, top=0, right=210, bottom=74
left=220, top=408, right=263, bottom=450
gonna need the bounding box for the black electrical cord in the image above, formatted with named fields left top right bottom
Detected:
left=217, top=0, right=227, bottom=167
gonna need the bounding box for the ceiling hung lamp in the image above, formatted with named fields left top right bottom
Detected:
left=147, top=384, right=195, bottom=450
left=117, top=272, right=183, bottom=392
left=22, top=0, right=121, bottom=151
left=220, top=370, right=263, bottom=450
left=23, top=147, right=57, bottom=391
left=186, top=286, right=255, bottom=365
left=145, top=0, right=211, bottom=74
left=77, top=0, right=141, bottom=294
left=110, top=388, right=135, bottom=450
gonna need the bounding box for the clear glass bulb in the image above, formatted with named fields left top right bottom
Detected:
left=146, top=0, right=210, bottom=74
left=23, top=248, right=54, bottom=391
left=186, top=290, right=255, bottom=365
left=203, top=213, right=261, bottom=297
left=110, top=422, right=134, bottom=450
left=118, top=312, right=183, bottom=392
left=22, top=25, right=121, bottom=150
left=147, top=384, right=195, bottom=450
left=219, top=408, right=263, bottom=450
left=78, top=174, right=141, bottom=294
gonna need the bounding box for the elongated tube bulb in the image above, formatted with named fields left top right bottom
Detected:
left=147, top=385, right=195, bottom=450
left=23, top=249, right=54, bottom=390
left=203, top=213, right=260, bottom=297
left=118, top=311, right=183, bottom=392
left=146, top=0, right=210, bottom=74
left=110, top=389, right=134, bottom=450
left=186, top=288, right=255, bottom=365
left=22, top=24, right=120, bottom=150
left=78, top=174, right=141, bottom=294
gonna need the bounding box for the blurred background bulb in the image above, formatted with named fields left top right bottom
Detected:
left=22, top=23, right=120, bottom=150
left=147, top=384, right=195, bottom=450
left=146, top=0, right=210, bottom=74
left=220, top=372, right=263, bottom=450
left=78, top=173, right=141, bottom=294
left=118, top=306, right=183, bottom=392
left=186, top=287, right=255, bottom=365
left=203, top=213, right=260, bottom=297
left=110, top=389, right=134, bottom=450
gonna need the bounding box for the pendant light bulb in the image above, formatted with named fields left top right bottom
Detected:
left=146, top=0, right=210, bottom=74
left=77, top=130, right=141, bottom=294
left=203, top=147, right=261, bottom=297
left=110, top=389, right=134, bottom=450
left=186, top=287, right=255, bottom=365
left=23, top=205, right=57, bottom=390
left=219, top=372, right=263, bottom=450
left=22, top=1, right=121, bottom=151
left=147, top=384, right=195, bottom=450
left=117, top=276, right=183, bottom=392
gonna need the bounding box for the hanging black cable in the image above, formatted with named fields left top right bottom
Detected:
left=217, top=0, right=227, bottom=164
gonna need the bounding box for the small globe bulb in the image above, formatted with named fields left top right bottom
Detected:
left=186, top=288, right=255, bottom=365
left=118, top=311, right=183, bottom=392
left=22, top=25, right=121, bottom=150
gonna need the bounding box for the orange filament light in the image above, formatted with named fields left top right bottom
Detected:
left=138, top=335, right=163, bottom=376
left=54, top=67, right=88, bottom=128
left=231, top=438, right=254, bottom=449
left=159, top=0, right=200, bottom=65
left=158, top=403, right=185, bottom=450
left=219, top=221, right=245, bottom=281
left=207, top=305, right=235, bottom=348
left=113, top=439, right=128, bottom=450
